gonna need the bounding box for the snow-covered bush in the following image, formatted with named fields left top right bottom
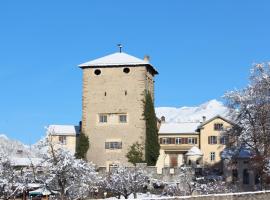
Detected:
left=39, top=142, right=98, bottom=200
left=0, top=151, right=25, bottom=200
left=163, top=167, right=235, bottom=197
left=100, top=166, right=149, bottom=199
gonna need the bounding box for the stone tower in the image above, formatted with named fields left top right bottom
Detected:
left=78, top=51, right=158, bottom=169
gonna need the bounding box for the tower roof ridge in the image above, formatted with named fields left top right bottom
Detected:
left=78, top=52, right=158, bottom=74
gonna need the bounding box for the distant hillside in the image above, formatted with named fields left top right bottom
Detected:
left=155, top=99, right=229, bottom=123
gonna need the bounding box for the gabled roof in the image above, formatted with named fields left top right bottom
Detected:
left=47, top=125, right=80, bottom=136
left=78, top=52, right=158, bottom=74
left=158, top=122, right=200, bottom=134
left=197, top=115, right=234, bottom=129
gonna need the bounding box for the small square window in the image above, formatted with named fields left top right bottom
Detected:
left=99, top=114, right=108, bottom=123
left=119, top=114, right=127, bottom=123
left=59, top=136, right=67, bottom=145
left=214, top=123, right=224, bottom=131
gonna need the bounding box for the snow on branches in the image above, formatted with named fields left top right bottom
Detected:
left=0, top=151, right=26, bottom=200
left=224, top=62, right=270, bottom=186
left=100, top=166, right=149, bottom=199
left=40, top=141, right=98, bottom=200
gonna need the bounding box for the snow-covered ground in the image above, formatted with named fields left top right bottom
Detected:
left=155, top=99, right=229, bottom=123
left=106, top=190, right=270, bottom=199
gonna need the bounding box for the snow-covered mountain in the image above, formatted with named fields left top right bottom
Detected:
left=0, top=134, right=38, bottom=157
left=155, top=99, right=229, bottom=123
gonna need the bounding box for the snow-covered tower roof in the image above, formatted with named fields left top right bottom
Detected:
left=78, top=52, right=158, bottom=74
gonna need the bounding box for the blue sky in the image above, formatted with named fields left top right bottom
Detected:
left=0, top=1, right=270, bottom=144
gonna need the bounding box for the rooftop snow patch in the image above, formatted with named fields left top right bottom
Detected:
left=159, top=122, right=200, bottom=134
left=156, top=99, right=229, bottom=123
left=186, top=146, right=203, bottom=156
left=10, top=157, right=42, bottom=167
left=78, top=52, right=158, bottom=74
left=47, top=125, right=80, bottom=136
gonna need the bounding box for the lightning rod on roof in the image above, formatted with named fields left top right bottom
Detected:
left=117, top=44, right=123, bottom=53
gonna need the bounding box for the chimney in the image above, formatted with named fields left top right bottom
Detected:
left=161, top=116, right=165, bottom=123
left=202, top=116, right=206, bottom=122
left=144, top=55, right=150, bottom=63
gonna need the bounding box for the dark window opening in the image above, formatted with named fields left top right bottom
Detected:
left=94, top=69, right=101, bottom=75
left=125, top=90, right=127, bottom=96
left=123, top=67, right=130, bottom=73
left=232, top=169, right=238, bottom=182
left=243, top=169, right=249, bottom=184
left=255, top=174, right=260, bottom=185
left=104, top=92, right=107, bottom=96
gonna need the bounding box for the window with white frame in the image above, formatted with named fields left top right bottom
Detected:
left=162, top=138, right=169, bottom=144
left=119, top=114, right=127, bottom=123
left=210, top=152, right=215, bottom=161
left=208, top=136, right=217, bottom=144
left=105, top=141, right=122, bottom=150
left=99, top=114, right=108, bottom=123
left=59, top=136, right=67, bottom=145
left=176, top=138, right=182, bottom=144
left=188, top=137, right=197, bottom=144
left=220, top=136, right=228, bottom=145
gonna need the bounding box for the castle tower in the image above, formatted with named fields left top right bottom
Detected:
left=78, top=51, right=158, bottom=168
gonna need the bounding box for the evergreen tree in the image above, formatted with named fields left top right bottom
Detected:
left=126, top=142, right=144, bottom=166
left=75, top=132, right=89, bottom=160
left=144, top=91, right=160, bottom=166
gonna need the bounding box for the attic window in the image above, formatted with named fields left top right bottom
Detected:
left=94, top=69, right=101, bottom=75
left=123, top=68, right=130, bottom=73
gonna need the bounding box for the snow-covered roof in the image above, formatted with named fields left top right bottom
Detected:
left=47, top=125, right=80, bottom=136
left=78, top=52, right=158, bottom=74
left=238, top=148, right=253, bottom=158
left=197, top=115, right=234, bottom=129
left=10, top=157, right=42, bottom=166
left=186, top=146, right=203, bottom=156
left=158, top=122, right=200, bottom=134
left=221, top=147, right=253, bottom=159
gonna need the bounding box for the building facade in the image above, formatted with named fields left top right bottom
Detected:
left=156, top=115, right=233, bottom=173
left=78, top=52, right=158, bottom=169
left=47, top=125, right=79, bottom=155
